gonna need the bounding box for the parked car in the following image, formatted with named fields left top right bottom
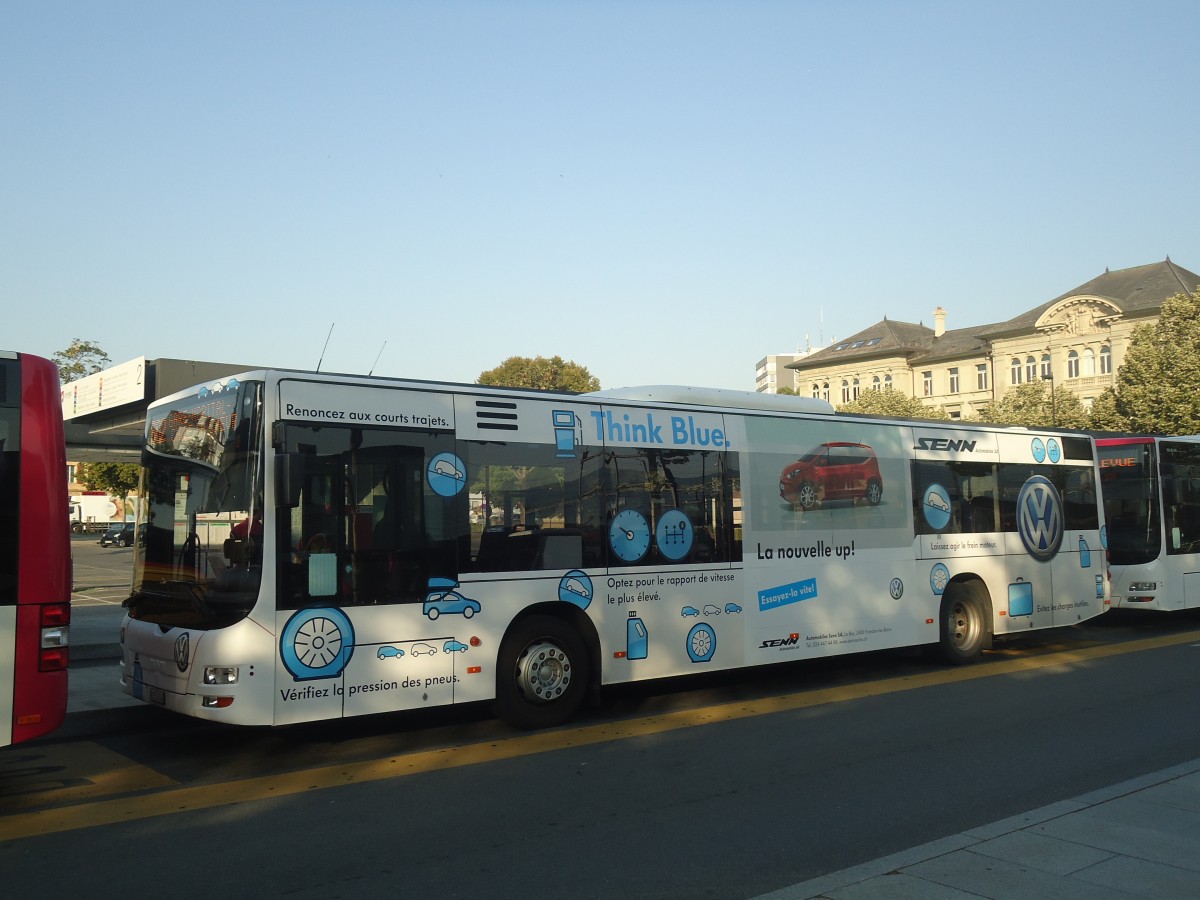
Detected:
left=779, top=442, right=883, bottom=511
left=99, top=522, right=136, bottom=547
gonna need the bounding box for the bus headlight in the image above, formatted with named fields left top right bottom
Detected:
left=203, top=666, right=239, bottom=685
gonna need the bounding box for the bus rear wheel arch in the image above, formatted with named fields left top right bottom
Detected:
left=937, top=580, right=992, bottom=664
left=495, top=613, right=592, bottom=729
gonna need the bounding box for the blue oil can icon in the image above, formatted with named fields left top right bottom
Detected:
left=552, top=410, right=581, bottom=458
left=627, top=615, right=648, bottom=660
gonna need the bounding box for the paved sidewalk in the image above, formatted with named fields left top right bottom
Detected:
left=754, top=760, right=1200, bottom=899
left=64, top=602, right=146, bottom=736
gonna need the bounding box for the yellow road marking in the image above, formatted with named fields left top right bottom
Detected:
left=0, top=741, right=176, bottom=810
left=1, top=629, right=1197, bottom=840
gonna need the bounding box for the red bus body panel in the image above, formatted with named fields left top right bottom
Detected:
left=10, top=354, right=70, bottom=744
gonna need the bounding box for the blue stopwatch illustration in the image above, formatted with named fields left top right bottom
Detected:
left=609, top=509, right=651, bottom=563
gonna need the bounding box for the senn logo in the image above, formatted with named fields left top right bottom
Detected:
left=1017, top=475, right=1063, bottom=560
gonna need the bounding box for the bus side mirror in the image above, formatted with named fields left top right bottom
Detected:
left=276, top=453, right=303, bottom=509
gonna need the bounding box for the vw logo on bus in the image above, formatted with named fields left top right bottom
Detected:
left=1016, top=475, right=1064, bottom=561
left=174, top=632, right=190, bottom=673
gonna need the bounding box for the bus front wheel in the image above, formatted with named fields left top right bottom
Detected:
left=937, top=585, right=989, bottom=664
left=496, top=615, right=589, bottom=729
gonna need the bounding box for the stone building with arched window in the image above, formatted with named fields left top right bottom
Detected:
left=784, top=259, right=1200, bottom=418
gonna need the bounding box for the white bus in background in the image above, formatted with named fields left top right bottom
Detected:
left=119, top=371, right=1108, bottom=729
left=1097, top=434, right=1200, bottom=611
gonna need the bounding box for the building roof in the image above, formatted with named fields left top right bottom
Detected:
left=911, top=323, right=996, bottom=365
left=786, top=259, right=1200, bottom=377
left=981, top=258, right=1200, bottom=337
left=788, top=318, right=935, bottom=372
left=788, top=314, right=1001, bottom=372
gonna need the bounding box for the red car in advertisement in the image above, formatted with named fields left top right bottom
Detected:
left=779, top=442, right=883, bottom=510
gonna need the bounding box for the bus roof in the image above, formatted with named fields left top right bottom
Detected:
left=586, top=385, right=835, bottom=414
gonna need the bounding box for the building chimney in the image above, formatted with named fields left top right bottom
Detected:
left=934, top=306, right=946, bottom=338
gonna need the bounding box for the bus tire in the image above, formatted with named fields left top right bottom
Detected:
left=495, top=614, right=589, bottom=729
left=937, top=584, right=989, bottom=665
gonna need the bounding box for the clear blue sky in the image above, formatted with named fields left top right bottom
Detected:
left=4, top=1, right=1198, bottom=391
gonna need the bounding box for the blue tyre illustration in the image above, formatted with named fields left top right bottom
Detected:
left=281, top=607, right=355, bottom=681
left=687, top=623, right=716, bottom=663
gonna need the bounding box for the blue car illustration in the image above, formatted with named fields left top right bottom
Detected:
left=724, top=603, right=743, bottom=614
left=422, top=578, right=481, bottom=620
left=681, top=606, right=700, bottom=617
left=377, top=645, right=405, bottom=660
left=443, top=640, right=469, bottom=653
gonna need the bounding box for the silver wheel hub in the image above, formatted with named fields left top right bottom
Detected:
left=517, top=640, right=572, bottom=704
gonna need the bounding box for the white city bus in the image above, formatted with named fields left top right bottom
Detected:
left=120, top=372, right=1108, bottom=728
left=1097, top=434, right=1200, bottom=611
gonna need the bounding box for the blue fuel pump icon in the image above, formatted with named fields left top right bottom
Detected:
left=553, top=410, right=581, bottom=458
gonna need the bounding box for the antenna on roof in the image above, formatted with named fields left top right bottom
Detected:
left=368, top=341, right=387, bottom=376
left=316, top=322, right=334, bottom=372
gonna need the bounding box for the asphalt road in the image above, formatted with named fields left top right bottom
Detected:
left=6, top=579, right=1200, bottom=898
left=70, top=532, right=134, bottom=607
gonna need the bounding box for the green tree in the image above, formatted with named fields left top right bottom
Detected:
left=972, top=381, right=1089, bottom=429
left=477, top=356, right=600, bottom=392
left=1087, top=388, right=1128, bottom=433
left=775, top=385, right=797, bottom=395
left=53, top=338, right=110, bottom=384
left=1111, top=288, right=1200, bottom=434
left=837, top=387, right=950, bottom=420
left=76, top=462, right=141, bottom=500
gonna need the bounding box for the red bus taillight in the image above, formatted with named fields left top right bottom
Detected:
left=39, top=602, right=70, bottom=671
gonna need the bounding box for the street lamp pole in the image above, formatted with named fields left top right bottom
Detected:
left=1041, top=370, right=1056, bottom=427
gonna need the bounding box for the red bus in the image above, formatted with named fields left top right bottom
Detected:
left=1, top=351, right=71, bottom=746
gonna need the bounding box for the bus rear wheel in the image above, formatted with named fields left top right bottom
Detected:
left=496, top=615, right=589, bottom=729
left=937, top=586, right=988, bottom=664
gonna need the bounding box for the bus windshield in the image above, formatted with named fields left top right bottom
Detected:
left=1098, top=441, right=1160, bottom=566
left=127, top=379, right=265, bottom=630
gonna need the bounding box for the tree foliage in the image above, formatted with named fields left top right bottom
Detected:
left=53, top=338, right=110, bottom=384
left=76, top=462, right=140, bottom=499
left=1110, top=288, right=1200, bottom=434
left=1086, top=388, right=1127, bottom=433
left=971, top=381, right=1089, bottom=429
left=837, top=387, right=950, bottom=420
left=477, top=356, right=600, bottom=392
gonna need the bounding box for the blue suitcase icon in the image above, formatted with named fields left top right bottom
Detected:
left=1008, top=578, right=1033, bottom=617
